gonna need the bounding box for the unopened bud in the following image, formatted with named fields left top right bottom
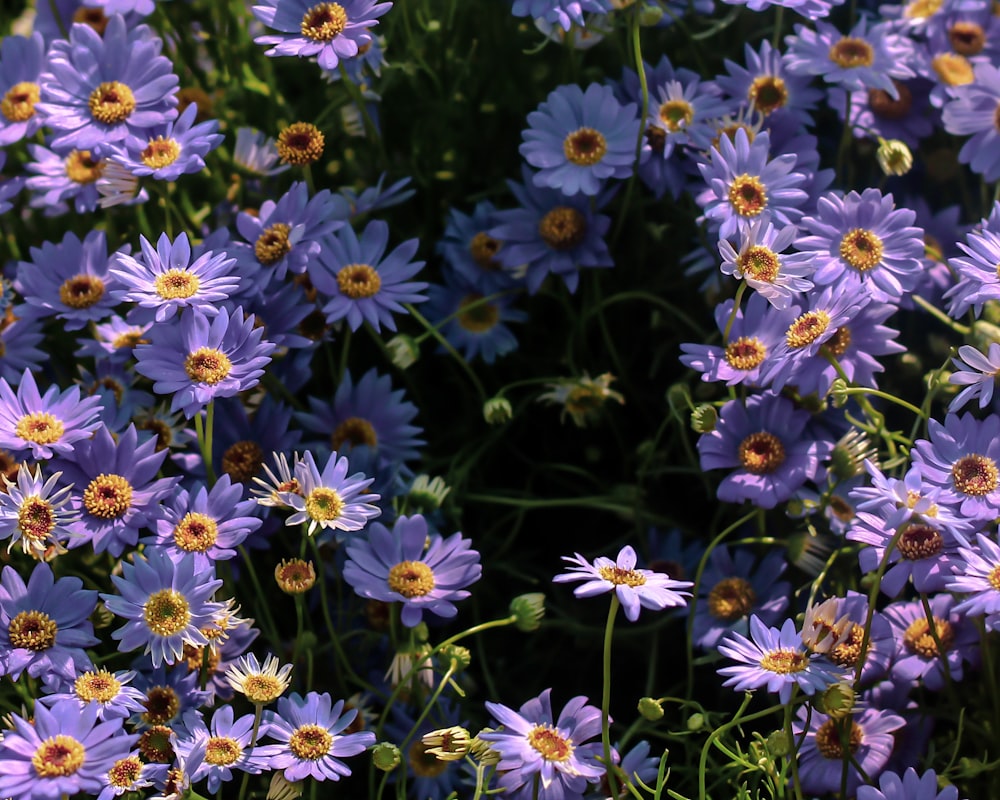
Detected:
left=421, top=726, right=471, bottom=761
left=638, top=697, right=664, bottom=721
left=666, top=383, right=691, bottom=410
left=267, top=772, right=303, bottom=800
left=483, top=396, right=513, bottom=425
left=690, top=404, right=717, bottom=433
left=470, top=729, right=501, bottom=766
left=876, top=138, right=912, bottom=176
left=386, top=334, right=420, bottom=370
left=274, top=559, right=316, bottom=594
left=372, top=742, right=401, bottom=772
left=766, top=729, right=790, bottom=757
left=819, top=683, right=856, bottom=720
left=440, top=644, right=471, bottom=672
left=638, top=3, right=665, bottom=24
left=829, top=378, right=849, bottom=408
left=510, top=593, right=545, bottom=632
left=686, top=712, right=705, bottom=731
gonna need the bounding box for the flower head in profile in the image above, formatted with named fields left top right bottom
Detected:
left=226, top=653, right=293, bottom=705
left=343, top=514, right=482, bottom=627
left=538, top=372, right=624, bottom=427
left=0, top=463, right=77, bottom=557
left=554, top=545, right=692, bottom=621
left=282, top=450, right=381, bottom=538
left=173, top=705, right=274, bottom=794
left=233, top=127, right=290, bottom=176
left=949, top=343, right=1000, bottom=411
left=0, top=32, right=46, bottom=147
left=942, top=63, right=1000, bottom=182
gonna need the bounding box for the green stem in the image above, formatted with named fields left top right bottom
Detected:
left=838, top=387, right=926, bottom=418
left=405, top=303, right=486, bottom=401
left=308, top=536, right=366, bottom=694
left=722, top=282, right=747, bottom=342
left=611, top=6, right=649, bottom=247
left=237, top=704, right=264, bottom=800
left=602, top=596, right=621, bottom=800
left=911, top=294, right=971, bottom=334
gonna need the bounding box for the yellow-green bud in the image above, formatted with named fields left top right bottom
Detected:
left=638, top=3, right=665, bottom=24
left=819, top=683, right=856, bottom=720
left=638, top=697, right=665, bottom=721
left=686, top=712, right=705, bottom=731
left=510, top=593, right=545, bottom=632
left=267, top=772, right=304, bottom=800
left=876, top=138, right=913, bottom=176
left=372, top=742, right=401, bottom=772
left=666, top=383, right=692, bottom=410
left=828, top=378, right=849, bottom=408
left=766, top=729, right=790, bottom=757
left=470, top=729, right=501, bottom=766
left=408, top=475, right=450, bottom=513
left=421, top=726, right=471, bottom=761
left=440, top=644, right=472, bottom=671
left=483, top=396, right=513, bottom=425
left=386, top=334, right=419, bottom=370
left=690, top=404, right=717, bottom=433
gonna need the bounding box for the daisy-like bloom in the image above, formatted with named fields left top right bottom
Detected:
left=107, top=102, right=223, bottom=181
left=784, top=19, right=917, bottom=98
left=16, top=229, right=119, bottom=330
left=110, top=232, right=240, bottom=323
left=232, top=127, right=290, bottom=176
left=697, top=393, right=833, bottom=510
left=173, top=706, right=274, bottom=794
left=0, top=315, right=45, bottom=391
left=695, top=128, right=809, bottom=240
left=263, top=692, right=375, bottom=781
left=424, top=278, right=527, bottom=364
left=480, top=688, right=604, bottom=800
left=941, top=62, right=1000, bottom=180
left=829, top=79, right=934, bottom=149
left=252, top=0, right=393, bottom=71
left=553, top=544, right=692, bottom=621
left=36, top=14, right=178, bottom=151
left=438, top=201, right=520, bottom=295
left=490, top=165, right=614, bottom=294
left=881, top=594, right=978, bottom=691
left=0, top=32, right=46, bottom=146
left=236, top=181, right=341, bottom=281
left=0, top=463, right=77, bottom=557
left=801, top=592, right=893, bottom=685
left=793, top=705, right=905, bottom=796
left=718, top=217, right=813, bottom=308
left=96, top=753, right=160, bottom=799
left=511, top=0, right=611, bottom=29
left=0, top=699, right=135, bottom=800
left=538, top=372, right=624, bottom=427
left=947, top=533, right=1000, bottom=625
left=134, top=307, right=276, bottom=418
left=146, top=474, right=262, bottom=567
left=310, top=219, right=427, bottom=333
left=276, top=121, right=325, bottom=166
left=101, top=548, right=225, bottom=668
left=282, top=449, right=380, bottom=537
left=24, top=143, right=106, bottom=215
left=0, top=562, right=99, bottom=685
left=0, top=369, right=103, bottom=460
left=911, top=413, right=1000, bottom=522
left=225, top=653, right=293, bottom=705
left=718, top=616, right=838, bottom=703
left=949, top=342, right=1000, bottom=410
left=96, top=160, right=147, bottom=208
left=858, top=768, right=963, bottom=800
left=793, top=188, right=924, bottom=302
left=40, top=668, right=146, bottom=722
left=75, top=315, right=152, bottom=365
left=251, top=451, right=300, bottom=508
left=520, top=83, right=639, bottom=197
left=342, top=513, right=482, bottom=627
left=945, top=211, right=1000, bottom=317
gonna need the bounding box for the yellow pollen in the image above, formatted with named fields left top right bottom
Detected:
left=184, top=347, right=232, bottom=385
left=563, top=127, right=607, bottom=166
left=932, top=53, right=975, bottom=85
left=108, top=756, right=143, bottom=788
left=713, top=123, right=755, bottom=150
left=897, top=523, right=944, bottom=560
left=989, top=564, right=1000, bottom=592
left=143, top=589, right=191, bottom=637
left=331, top=416, right=378, bottom=451
left=15, top=412, right=64, bottom=446
left=737, top=245, right=780, bottom=283
left=538, top=206, right=586, bottom=251
left=822, top=327, right=852, bottom=357
left=9, top=609, right=57, bottom=650
left=59, top=274, right=106, bottom=309
left=829, top=623, right=864, bottom=668
left=737, top=431, right=786, bottom=475
left=17, top=496, right=56, bottom=541
left=83, top=473, right=133, bottom=519
left=839, top=228, right=884, bottom=272
left=903, top=616, right=954, bottom=658
left=457, top=294, right=500, bottom=333
left=138, top=725, right=175, bottom=763
left=289, top=724, right=333, bottom=760
left=829, top=37, right=875, bottom=68
left=527, top=725, right=573, bottom=761
left=725, top=337, right=767, bottom=371
left=336, top=263, right=382, bottom=299
left=172, top=512, right=219, bottom=552
left=1, top=81, right=40, bottom=123
left=727, top=174, right=768, bottom=217
left=222, top=440, right=265, bottom=483
left=88, top=81, right=136, bottom=125
left=112, top=330, right=148, bottom=350
left=658, top=99, right=694, bottom=132
left=748, top=75, right=788, bottom=115
left=277, top=122, right=325, bottom=165
left=204, top=737, right=242, bottom=766
left=785, top=310, right=832, bottom=349
left=32, top=735, right=85, bottom=778
left=597, top=565, right=647, bottom=586
left=141, top=137, right=181, bottom=170
left=387, top=560, right=436, bottom=598
left=255, top=223, right=292, bottom=266
left=154, top=269, right=201, bottom=300
left=470, top=232, right=502, bottom=269
left=759, top=649, right=808, bottom=674
left=904, top=0, right=943, bottom=15
left=815, top=719, right=863, bottom=759
left=75, top=669, right=121, bottom=703
left=304, top=486, right=345, bottom=522
left=64, top=149, right=105, bottom=184
left=243, top=674, right=284, bottom=703
left=143, top=686, right=180, bottom=725
left=301, top=2, right=348, bottom=41
left=707, top=577, right=757, bottom=621
left=951, top=454, right=999, bottom=496
left=950, top=21, right=986, bottom=54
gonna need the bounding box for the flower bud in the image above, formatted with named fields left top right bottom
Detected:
left=510, top=593, right=545, bottom=632
left=766, top=729, right=791, bottom=757
left=638, top=697, right=664, bottom=721
left=372, top=742, right=401, bottom=772
left=828, top=378, right=849, bottom=408
left=686, top=712, right=705, bottom=731
left=483, top=396, right=513, bottom=425
left=666, top=383, right=691, bottom=409
left=421, top=726, right=471, bottom=761
left=267, top=772, right=304, bottom=800
left=408, top=475, right=450, bottom=513
left=386, top=334, right=420, bottom=370
left=274, top=559, right=316, bottom=594
left=638, top=3, right=665, bottom=24
left=440, top=644, right=472, bottom=672
left=690, top=404, right=717, bottom=433
left=819, top=683, right=856, bottom=720
left=470, top=729, right=501, bottom=766
left=876, top=138, right=913, bottom=176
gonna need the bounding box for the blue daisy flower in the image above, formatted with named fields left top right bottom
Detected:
left=424, top=277, right=527, bottom=364
left=107, top=102, right=223, bottom=181
left=942, top=62, right=1000, bottom=180
left=438, top=201, right=520, bottom=295
left=282, top=449, right=381, bottom=538
left=24, top=143, right=106, bottom=215
left=0, top=315, right=45, bottom=387
left=232, top=127, right=290, bottom=177
left=510, top=0, right=611, bottom=30
left=173, top=705, right=274, bottom=793
left=40, top=667, right=147, bottom=722
left=0, top=32, right=46, bottom=146
left=520, top=83, right=639, bottom=197
left=75, top=314, right=152, bottom=365
left=945, top=208, right=1000, bottom=317
left=857, top=768, right=962, bottom=800
left=828, top=79, right=934, bottom=149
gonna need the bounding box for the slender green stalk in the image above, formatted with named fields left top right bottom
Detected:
left=237, top=704, right=264, bottom=800
left=602, top=596, right=621, bottom=800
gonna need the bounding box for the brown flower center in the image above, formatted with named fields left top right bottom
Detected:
left=72, top=6, right=109, bottom=33
left=17, top=496, right=56, bottom=541
left=707, top=576, right=757, bottom=621
left=88, top=81, right=136, bottom=125
left=829, top=37, right=875, bottom=68
left=184, top=347, right=232, bottom=385
left=748, top=75, right=788, bottom=116
left=289, top=724, right=333, bottom=760
left=737, top=245, right=780, bottom=283
left=172, top=512, right=219, bottom=552
left=759, top=649, right=808, bottom=674
left=387, top=561, right=435, bottom=598
left=829, top=623, right=865, bottom=668
left=331, top=416, right=378, bottom=451
left=275, top=558, right=316, bottom=594
left=538, top=207, right=586, bottom=251
left=786, top=310, right=831, bottom=349
left=205, top=737, right=242, bottom=766
left=457, top=294, right=499, bottom=333
left=724, top=337, right=767, bottom=371
left=108, top=756, right=143, bottom=788
left=1, top=81, right=40, bottom=123
left=143, top=589, right=191, bottom=636
left=839, top=228, right=884, bottom=272
left=815, top=719, right=863, bottom=759
left=143, top=686, right=180, bottom=725
left=727, top=174, right=768, bottom=217
left=32, top=735, right=85, bottom=778
left=903, top=616, right=954, bottom=658
left=821, top=327, right=852, bottom=357
left=64, top=149, right=105, bottom=184
left=409, top=740, right=449, bottom=777
left=738, top=431, right=786, bottom=474
left=951, top=454, right=999, bottom=496
left=469, top=232, right=502, bottom=269
left=277, top=122, right=325, bottom=165
left=83, top=473, right=133, bottom=519
left=563, top=127, right=607, bottom=165
left=301, top=2, right=348, bottom=42
left=868, top=81, right=912, bottom=120
left=897, top=523, right=944, bottom=560
left=59, top=274, right=105, bottom=309
left=336, top=264, right=382, bottom=299
left=138, top=725, right=175, bottom=763
left=950, top=21, right=986, bottom=55
left=75, top=669, right=121, bottom=703
left=255, top=223, right=292, bottom=266
left=222, top=440, right=265, bottom=482
left=9, top=610, right=57, bottom=650
left=527, top=724, right=572, bottom=761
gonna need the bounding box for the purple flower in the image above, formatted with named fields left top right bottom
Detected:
left=281, top=450, right=381, bottom=538
left=425, top=277, right=526, bottom=364
left=949, top=342, right=1000, bottom=410
left=857, top=768, right=963, bottom=800
left=39, top=668, right=146, bottom=721
left=480, top=689, right=604, bottom=800
left=947, top=533, right=1000, bottom=621
left=0, top=464, right=77, bottom=558
left=134, top=307, right=276, bottom=418
left=828, top=79, right=934, bottom=148
left=0, top=33, right=46, bottom=146
left=802, top=592, right=893, bottom=685
left=24, top=143, right=106, bottom=215
left=511, top=0, right=611, bottom=29
left=717, top=616, right=838, bottom=703
left=942, top=62, right=1000, bottom=181
left=106, top=102, right=222, bottom=180
left=437, top=201, right=520, bottom=295
left=252, top=0, right=393, bottom=71
left=520, top=83, right=639, bottom=197
left=945, top=210, right=1000, bottom=317
left=697, top=393, right=833, bottom=509
left=342, top=513, right=481, bottom=627
left=36, top=15, right=178, bottom=151
left=718, top=217, right=814, bottom=308
left=0, top=562, right=98, bottom=685
left=553, top=544, right=692, bottom=621
left=263, top=691, right=375, bottom=781
left=173, top=705, right=274, bottom=793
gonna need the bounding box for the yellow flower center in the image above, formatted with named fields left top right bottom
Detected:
left=469, top=232, right=502, bottom=269
left=785, top=310, right=831, bottom=349
left=737, top=431, right=786, bottom=475
left=222, top=440, right=265, bottom=483
left=527, top=724, right=573, bottom=761
left=839, top=228, right=884, bottom=272
left=707, top=576, right=757, bottom=621
left=331, top=416, right=378, bottom=451
left=75, top=669, right=122, bottom=703
left=951, top=454, right=999, bottom=496
left=143, top=589, right=191, bottom=637
left=289, top=724, right=333, bottom=760
left=8, top=609, right=57, bottom=650
left=32, top=735, right=85, bottom=778
left=828, top=623, right=864, bottom=668
left=727, top=174, right=768, bottom=217
left=597, top=565, right=647, bottom=587
left=108, top=756, right=143, bottom=789
left=304, top=487, right=345, bottom=522
left=1, top=81, right=40, bottom=123
left=255, top=223, right=292, bottom=266
left=59, top=274, right=105, bottom=309
left=112, top=330, right=148, bottom=350
left=14, top=412, right=64, bottom=446
left=658, top=100, right=694, bottom=132
left=154, top=269, right=201, bottom=300
left=301, top=2, right=348, bottom=41
left=748, top=76, right=788, bottom=116
left=184, top=347, right=233, bottom=385
left=387, top=561, right=436, bottom=598
left=142, top=686, right=180, bottom=725
left=759, top=649, right=808, bottom=674
left=822, top=327, right=852, bottom=357
left=242, top=674, right=285, bottom=704
left=138, top=725, right=175, bottom=763
left=83, top=473, right=133, bottom=519
left=172, top=512, right=219, bottom=552
left=724, top=337, right=767, bottom=370
left=563, top=127, right=607, bottom=166
left=88, top=81, right=136, bottom=125
left=457, top=294, right=499, bottom=333
left=904, top=0, right=942, bottom=16
left=828, top=37, right=875, bottom=68
left=277, top=122, right=325, bottom=165
left=336, top=264, right=382, bottom=299
left=903, top=616, right=953, bottom=658
left=737, top=245, right=780, bottom=283
left=17, top=496, right=56, bottom=541
left=64, top=149, right=105, bottom=184
left=141, top=137, right=181, bottom=170
left=538, top=207, right=586, bottom=250
left=932, top=53, right=975, bottom=86
left=815, top=719, right=863, bottom=759
left=204, top=737, right=242, bottom=766
left=897, top=523, right=944, bottom=560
